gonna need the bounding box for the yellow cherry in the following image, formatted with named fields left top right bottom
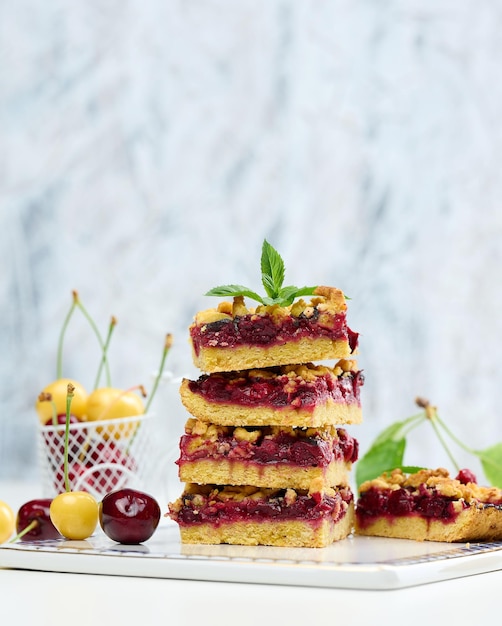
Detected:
left=86, top=387, right=145, bottom=420
left=0, top=500, right=15, bottom=543
left=36, top=379, right=88, bottom=424
left=50, top=491, right=98, bottom=540
left=85, top=387, right=145, bottom=440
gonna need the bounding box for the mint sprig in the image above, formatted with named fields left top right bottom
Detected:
left=356, top=398, right=502, bottom=489
left=205, top=239, right=318, bottom=307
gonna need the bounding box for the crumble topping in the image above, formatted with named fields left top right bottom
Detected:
left=360, top=468, right=502, bottom=505
left=183, top=418, right=351, bottom=446
left=193, top=286, right=347, bottom=327
left=169, top=483, right=353, bottom=517
left=185, top=360, right=361, bottom=402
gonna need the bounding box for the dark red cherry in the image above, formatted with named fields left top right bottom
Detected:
left=456, top=468, right=477, bottom=485
left=43, top=413, right=81, bottom=428
left=16, top=499, right=62, bottom=541
left=99, top=488, right=161, bottom=544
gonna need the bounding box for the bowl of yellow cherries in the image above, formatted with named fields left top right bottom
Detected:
left=35, top=292, right=172, bottom=530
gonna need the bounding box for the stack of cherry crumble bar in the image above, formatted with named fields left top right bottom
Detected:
left=167, top=286, right=364, bottom=547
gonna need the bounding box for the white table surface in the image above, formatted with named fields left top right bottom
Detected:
left=1, top=480, right=501, bottom=626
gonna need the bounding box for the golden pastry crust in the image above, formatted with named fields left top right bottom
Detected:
left=191, top=338, right=354, bottom=374
left=178, top=458, right=352, bottom=491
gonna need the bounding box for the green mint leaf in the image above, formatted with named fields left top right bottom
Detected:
left=206, top=240, right=319, bottom=307
left=475, top=443, right=502, bottom=488
left=279, top=285, right=318, bottom=305
left=355, top=437, right=407, bottom=488
left=261, top=239, right=285, bottom=299
left=275, top=286, right=303, bottom=306
left=260, top=285, right=318, bottom=307
left=205, top=285, right=264, bottom=304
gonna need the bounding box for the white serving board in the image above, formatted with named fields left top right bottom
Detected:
left=1, top=520, right=502, bottom=590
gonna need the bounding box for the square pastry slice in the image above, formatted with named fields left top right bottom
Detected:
left=168, top=483, right=354, bottom=547
left=189, top=287, right=359, bottom=373
left=355, top=468, right=502, bottom=542
left=177, top=419, right=358, bottom=490
left=180, top=360, right=364, bottom=427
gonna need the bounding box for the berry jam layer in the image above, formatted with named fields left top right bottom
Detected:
left=189, top=288, right=359, bottom=372
left=186, top=361, right=363, bottom=410
left=169, top=484, right=353, bottom=528
left=180, top=361, right=364, bottom=427
left=356, top=485, right=467, bottom=527
left=356, top=468, right=502, bottom=530
left=191, top=310, right=355, bottom=352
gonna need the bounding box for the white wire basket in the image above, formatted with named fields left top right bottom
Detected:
left=37, top=413, right=158, bottom=501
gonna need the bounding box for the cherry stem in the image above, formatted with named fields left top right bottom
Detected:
left=64, top=383, right=75, bottom=493
left=94, top=316, right=117, bottom=390
left=8, top=519, right=38, bottom=543
left=38, top=392, right=58, bottom=425
left=125, top=334, right=173, bottom=454
left=75, top=298, right=112, bottom=387
left=56, top=291, right=78, bottom=379
left=145, top=333, right=173, bottom=414
left=50, top=398, right=57, bottom=426
left=425, top=405, right=461, bottom=472
left=434, top=414, right=477, bottom=456
left=398, top=411, right=425, bottom=439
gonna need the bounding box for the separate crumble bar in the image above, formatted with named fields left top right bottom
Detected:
left=180, top=360, right=364, bottom=427
left=168, top=483, right=354, bottom=547
left=355, top=468, right=502, bottom=543
left=177, top=419, right=358, bottom=490
left=189, top=287, right=359, bottom=373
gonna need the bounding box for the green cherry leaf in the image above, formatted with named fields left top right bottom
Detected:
left=475, top=443, right=502, bottom=488
left=355, top=437, right=407, bottom=489
left=396, top=465, right=426, bottom=475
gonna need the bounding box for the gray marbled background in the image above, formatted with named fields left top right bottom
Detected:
left=2, top=1, right=502, bottom=486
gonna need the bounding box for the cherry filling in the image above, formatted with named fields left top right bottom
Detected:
left=356, top=485, right=470, bottom=528
left=190, top=310, right=359, bottom=355
left=171, top=486, right=353, bottom=526
left=187, top=369, right=364, bottom=410
left=178, top=427, right=358, bottom=468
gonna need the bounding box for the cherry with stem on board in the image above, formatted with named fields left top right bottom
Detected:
left=49, top=383, right=99, bottom=541
left=13, top=499, right=61, bottom=542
